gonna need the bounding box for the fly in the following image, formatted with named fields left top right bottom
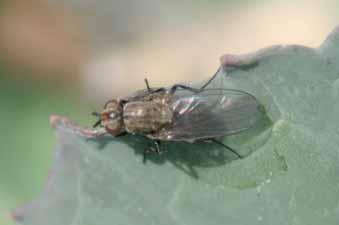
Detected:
left=91, top=69, right=266, bottom=162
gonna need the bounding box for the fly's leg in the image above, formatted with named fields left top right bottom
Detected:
left=153, top=140, right=162, bottom=154
left=211, top=139, right=243, bottom=159
left=144, top=78, right=151, bottom=92
left=144, top=68, right=221, bottom=96
left=144, top=78, right=166, bottom=94
left=143, top=140, right=162, bottom=163
left=169, top=84, right=200, bottom=95
left=152, top=87, right=166, bottom=93
left=199, top=67, right=221, bottom=91
left=168, top=68, right=221, bottom=95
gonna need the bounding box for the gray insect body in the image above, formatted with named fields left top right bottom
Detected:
left=123, top=94, right=173, bottom=134
left=97, top=87, right=263, bottom=140
left=92, top=74, right=266, bottom=161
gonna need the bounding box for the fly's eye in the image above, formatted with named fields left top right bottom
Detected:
left=109, top=112, right=116, bottom=119
left=109, top=112, right=121, bottom=119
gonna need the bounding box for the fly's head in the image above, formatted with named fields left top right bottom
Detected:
left=92, top=99, right=124, bottom=136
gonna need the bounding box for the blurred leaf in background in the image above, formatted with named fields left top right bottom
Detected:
left=0, top=1, right=89, bottom=224
left=0, top=0, right=88, bottom=79
left=0, top=69, right=91, bottom=225
left=73, top=0, right=339, bottom=99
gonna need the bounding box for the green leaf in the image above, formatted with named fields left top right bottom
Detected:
left=13, top=26, right=339, bottom=225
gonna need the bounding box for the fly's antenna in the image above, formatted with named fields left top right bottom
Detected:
left=92, top=111, right=102, bottom=128
left=144, top=78, right=151, bottom=92
left=92, top=111, right=100, bottom=117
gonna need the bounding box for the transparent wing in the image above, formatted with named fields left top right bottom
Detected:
left=151, top=88, right=265, bottom=141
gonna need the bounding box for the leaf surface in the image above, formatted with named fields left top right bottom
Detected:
left=13, top=27, right=339, bottom=225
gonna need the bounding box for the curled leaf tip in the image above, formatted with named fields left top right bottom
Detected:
left=50, top=114, right=106, bottom=138
left=220, top=45, right=282, bottom=69
left=49, top=115, right=77, bottom=131
left=49, top=114, right=65, bottom=129
left=220, top=54, right=242, bottom=66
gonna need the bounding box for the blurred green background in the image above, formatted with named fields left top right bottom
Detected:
left=0, top=0, right=339, bottom=224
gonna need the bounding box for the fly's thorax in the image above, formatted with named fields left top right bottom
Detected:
left=123, top=99, right=173, bottom=134
left=101, top=99, right=125, bottom=136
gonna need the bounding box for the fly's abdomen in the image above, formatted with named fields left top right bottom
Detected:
left=123, top=101, right=173, bottom=134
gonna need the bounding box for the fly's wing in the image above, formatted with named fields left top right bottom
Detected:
left=151, top=88, right=265, bottom=141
